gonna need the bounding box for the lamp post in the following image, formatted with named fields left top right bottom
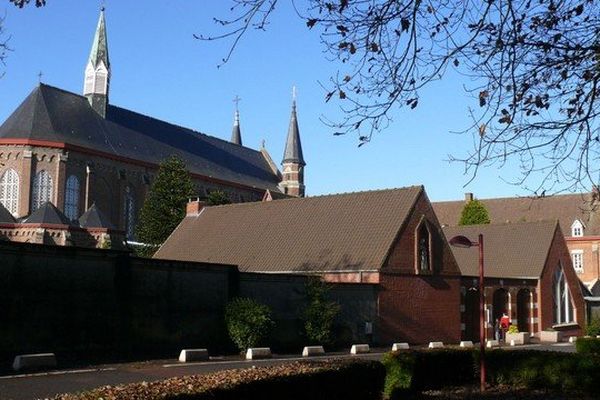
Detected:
left=449, top=234, right=485, bottom=392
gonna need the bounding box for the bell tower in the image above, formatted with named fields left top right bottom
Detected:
left=280, top=87, right=306, bottom=197
left=84, top=7, right=110, bottom=118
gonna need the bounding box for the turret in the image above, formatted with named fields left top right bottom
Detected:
left=230, top=96, right=243, bottom=145
left=83, top=8, right=110, bottom=118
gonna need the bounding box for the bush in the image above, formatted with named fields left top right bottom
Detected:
left=225, top=298, right=274, bottom=352
left=459, top=199, right=490, bottom=225
left=52, top=360, right=385, bottom=400
left=507, top=325, right=519, bottom=334
left=303, top=277, right=340, bottom=345
left=586, top=316, right=600, bottom=336
left=576, top=337, right=600, bottom=356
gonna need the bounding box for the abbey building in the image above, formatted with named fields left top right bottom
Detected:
left=0, top=9, right=305, bottom=246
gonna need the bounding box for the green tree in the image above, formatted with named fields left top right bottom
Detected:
left=206, top=190, right=231, bottom=206
left=136, top=156, right=195, bottom=256
left=459, top=199, right=491, bottom=226
left=225, top=298, right=274, bottom=352
left=303, top=277, right=340, bottom=345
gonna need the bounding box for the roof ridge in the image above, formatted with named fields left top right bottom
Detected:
left=443, top=219, right=559, bottom=228
left=434, top=191, right=592, bottom=204
left=204, top=185, right=424, bottom=210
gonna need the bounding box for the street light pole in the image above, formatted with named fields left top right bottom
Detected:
left=477, top=234, right=485, bottom=393
left=449, top=234, right=486, bottom=392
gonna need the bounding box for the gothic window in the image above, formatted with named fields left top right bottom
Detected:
left=0, top=169, right=19, bottom=217
left=64, top=175, right=80, bottom=221
left=416, top=221, right=431, bottom=272
left=571, top=250, right=584, bottom=273
left=31, top=170, right=53, bottom=211
left=571, top=220, right=584, bottom=237
left=123, top=186, right=135, bottom=241
left=553, top=265, right=575, bottom=325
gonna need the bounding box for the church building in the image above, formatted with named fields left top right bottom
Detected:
left=0, top=9, right=305, bottom=245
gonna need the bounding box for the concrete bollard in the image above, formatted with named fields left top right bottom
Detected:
left=428, top=342, right=444, bottom=349
left=569, top=336, right=578, bottom=343
left=350, top=344, right=370, bottom=354
left=510, top=339, right=516, bottom=347
left=486, top=340, right=500, bottom=348
left=459, top=341, right=473, bottom=348
left=392, top=343, right=410, bottom=351
left=12, top=353, right=57, bottom=371
left=245, top=347, right=272, bottom=360
left=302, top=346, right=325, bottom=357
left=178, top=349, right=209, bottom=362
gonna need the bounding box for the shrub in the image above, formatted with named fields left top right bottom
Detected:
left=303, top=277, right=340, bottom=345
left=459, top=199, right=490, bottom=225
left=225, top=298, right=274, bottom=352
left=52, top=360, right=385, bottom=400
left=576, top=337, right=600, bottom=357
left=507, top=325, right=519, bottom=334
left=586, top=316, right=600, bottom=336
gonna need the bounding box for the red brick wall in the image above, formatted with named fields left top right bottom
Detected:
left=378, top=273, right=462, bottom=344
left=384, top=190, right=461, bottom=276
left=538, top=226, right=585, bottom=336
left=566, top=237, right=600, bottom=283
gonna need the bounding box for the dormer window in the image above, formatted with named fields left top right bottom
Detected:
left=571, top=220, right=584, bottom=237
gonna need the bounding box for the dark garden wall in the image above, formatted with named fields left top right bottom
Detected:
left=0, top=242, right=378, bottom=370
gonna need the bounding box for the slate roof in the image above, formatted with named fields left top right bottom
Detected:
left=79, top=203, right=115, bottom=230
left=0, top=203, right=16, bottom=224
left=23, top=202, right=74, bottom=226
left=443, top=221, right=559, bottom=279
left=433, top=193, right=600, bottom=237
left=155, top=186, right=424, bottom=273
left=282, top=101, right=305, bottom=165
left=0, top=84, right=282, bottom=191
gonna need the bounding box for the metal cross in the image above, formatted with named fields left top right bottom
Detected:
left=37, top=71, right=43, bottom=83
left=233, top=95, right=241, bottom=111
left=292, top=85, right=297, bottom=100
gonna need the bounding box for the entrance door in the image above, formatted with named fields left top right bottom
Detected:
left=492, top=289, right=509, bottom=324
left=464, top=288, right=480, bottom=342
left=517, top=289, right=530, bottom=333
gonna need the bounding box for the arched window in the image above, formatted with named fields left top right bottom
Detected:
left=571, top=220, right=584, bottom=237
left=416, top=220, right=431, bottom=271
left=64, top=175, right=80, bottom=221
left=123, top=186, right=135, bottom=240
left=31, top=170, right=53, bottom=211
left=553, top=266, right=575, bottom=324
left=0, top=169, right=19, bottom=216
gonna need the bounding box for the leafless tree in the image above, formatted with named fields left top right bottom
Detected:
left=201, top=0, right=600, bottom=193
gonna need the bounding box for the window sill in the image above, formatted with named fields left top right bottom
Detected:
left=551, top=323, right=579, bottom=329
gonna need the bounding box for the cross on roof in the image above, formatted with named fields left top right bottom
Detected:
left=233, top=95, right=241, bottom=111
left=37, top=71, right=43, bottom=83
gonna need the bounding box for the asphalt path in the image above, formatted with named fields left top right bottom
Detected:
left=0, top=343, right=575, bottom=400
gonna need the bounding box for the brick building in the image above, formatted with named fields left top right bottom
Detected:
left=155, top=186, right=463, bottom=344
left=444, top=222, right=585, bottom=341
left=434, top=193, right=600, bottom=299
left=0, top=9, right=305, bottom=245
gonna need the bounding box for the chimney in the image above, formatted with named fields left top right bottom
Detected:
left=464, top=192, right=474, bottom=203
left=186, top=198, right=206, bottom=216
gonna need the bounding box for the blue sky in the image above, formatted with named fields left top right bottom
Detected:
left=0, top=1, right=546, bottom=201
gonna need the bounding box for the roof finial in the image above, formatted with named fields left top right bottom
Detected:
left=230, top=95, right=243, bottom=145
left=292, top=85, right=297, bottom=108
left=261, top=139, right=266, bottom=149
left=233, top=95, right=241, bottom=126
left=37, top=71, right=43, bottom=83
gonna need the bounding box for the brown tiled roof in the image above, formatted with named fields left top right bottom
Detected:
left=155, top=186, right=424, bottom=273
left=433, top=193, right=600, bottom=236
left=443, top=221, right=559, bottom=279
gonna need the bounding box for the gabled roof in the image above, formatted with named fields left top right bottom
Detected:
left=443, top=221, right=559, bottom=279
left=79, top=203, right=115, bottom=230
left=433, top=193, right=600, bottom=236
left=23, top=202, right=73, bottom=226
left=155, top=186, right=424, bottom=273
left=0, top=203, right=16, bottom=224
left=0, top=84, right=282, bottom=192
left=262, top=189, right=295, bottom=201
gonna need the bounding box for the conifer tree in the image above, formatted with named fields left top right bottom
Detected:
left=136, top=156, right=195, bottom=254
left=459, top=199, right=491, bottom=226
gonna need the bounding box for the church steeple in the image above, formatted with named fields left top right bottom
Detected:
left=280, top=87, right=306, bottom=197
left=230, top=96, right=243, bottom=146
left=84, top=7, right=110, bottom=118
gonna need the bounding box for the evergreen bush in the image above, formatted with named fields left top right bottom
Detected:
left=586, top=316, right=600, bottom=336
left=459, top=199, right=491, bottom=225
left=303, top=277, right=340, bottom=345
left=576, top=337, right=600, bottom=356
left=225, top=298, right=274, bottom=352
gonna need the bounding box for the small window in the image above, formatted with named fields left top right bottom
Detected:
left=123, top=186, right=135, bottom=241
left=571, top=250, right=584, bottom=273
left=416, top=219, right=431, bottom=272
left=31, top=170, right=53, bottom=211
left=571, top=220, right=584, bottom=237
left=64, top=175, right=80, bottom=221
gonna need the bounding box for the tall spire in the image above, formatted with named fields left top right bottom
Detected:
left=230, top=95, right=243, bottom=145
left=282, top=87, right=305, bottom=166
left=84, top=7, right=111, bottom=118
left=280, top=87, right=306, bottom=197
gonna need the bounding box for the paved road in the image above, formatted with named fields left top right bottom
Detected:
left=0, top=343, right=575, bottom=400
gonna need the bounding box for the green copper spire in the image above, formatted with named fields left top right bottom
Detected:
left=89, top=7, right=109, bottom=69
